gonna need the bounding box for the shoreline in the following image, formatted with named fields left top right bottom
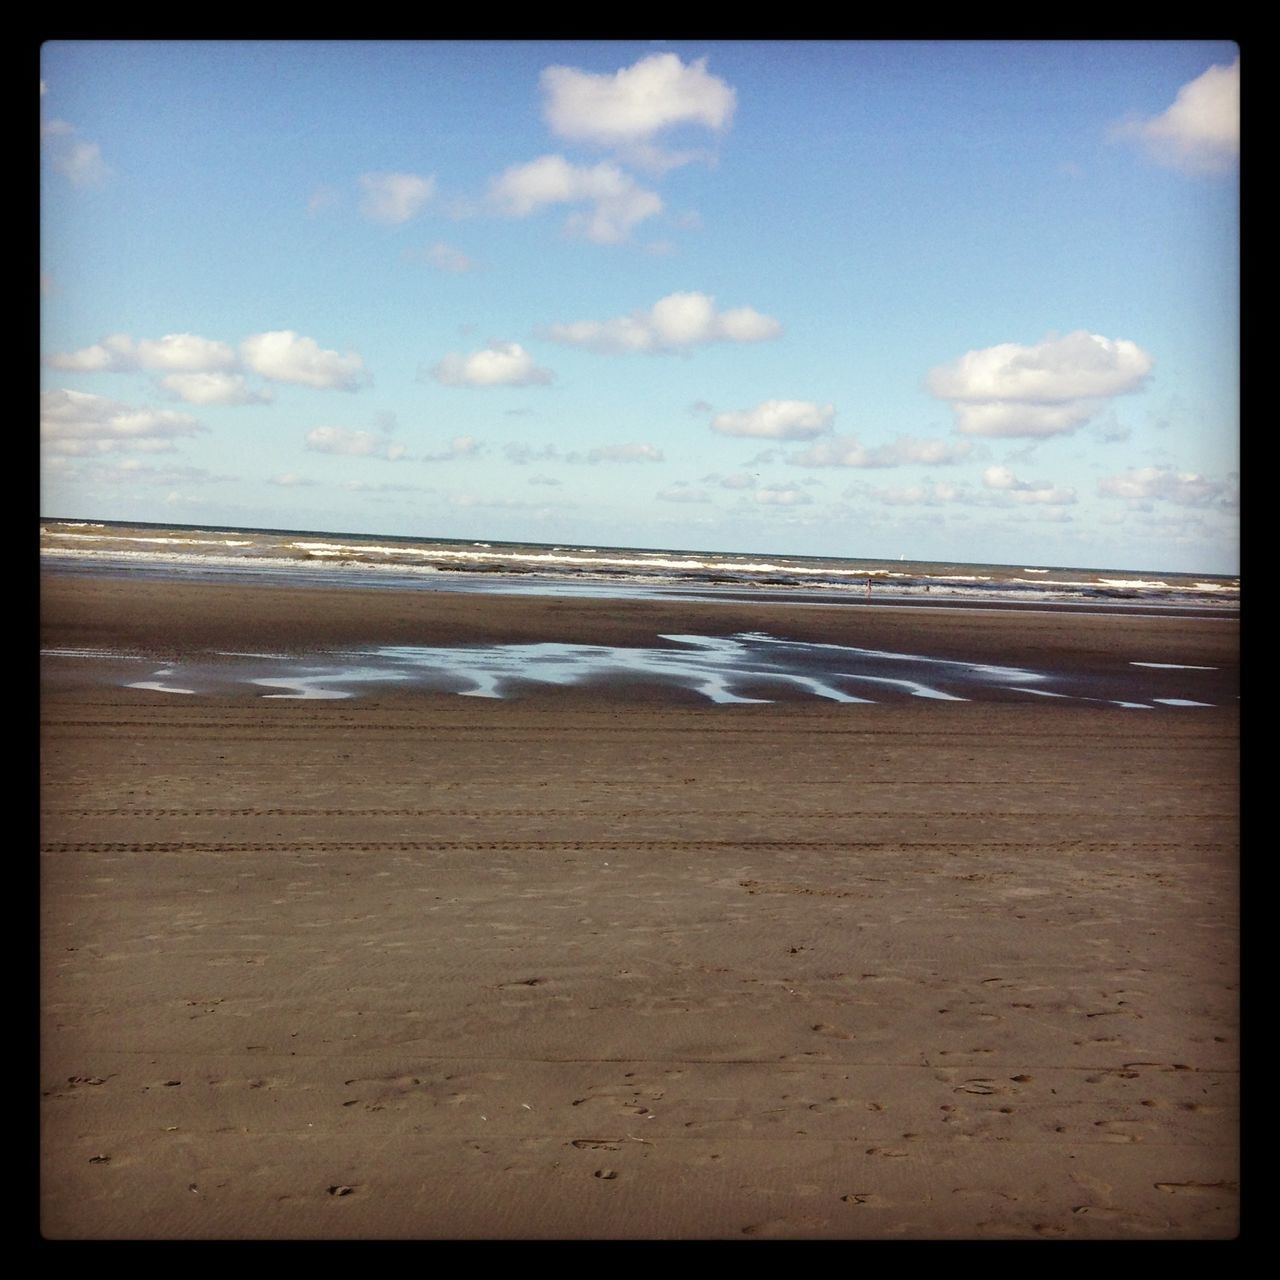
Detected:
left=40, top=552, right=1239, bottom=620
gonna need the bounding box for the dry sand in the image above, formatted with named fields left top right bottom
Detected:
left=40, top=574, right=1240, bottom=1239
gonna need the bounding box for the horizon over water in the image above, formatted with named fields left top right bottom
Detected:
left=40, top=516, right=1239, bottom=614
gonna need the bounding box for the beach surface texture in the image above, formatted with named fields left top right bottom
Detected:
left=40, top=573, right=1240, bottom=1239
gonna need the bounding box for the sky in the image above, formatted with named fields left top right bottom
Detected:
left=39, top=40, right=1240, bottom=574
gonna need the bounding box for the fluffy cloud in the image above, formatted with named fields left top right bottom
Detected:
left=928, top=331, right=1153, bottom=437
left=268, top=472, right=318, bottom=487
left=135, top=334, right=238, bottom=371
left=358, top=172, right=436, bottom=224
left=1111, top=56, right=1239, bottom=174
left=240, top=331, right=367, bottom=390
left=47, top=332, right=237, bottom=374
left=540, top=53, right=735, bottom=169
left=544, top=291, right=780, bottom=354
left=431, top=342, right=554, bottom=388
left=790, top=434, right=973, bottom=468
left=48, top=329, right=367, bottom=397
left=711, top=400, right=835, bottom=441
left=159, top=372, right=273, bottom=405
left=982, top=465, right=1076, bottom=505
left=305, top=427, right=407, bottom=459
left=488, top=154, right=662, bottom=243
left=41, top=389, right=204, bottom=455
left=1098, top=466, right=1237, bottom=508
left=45, top=337, right=129, bottom=372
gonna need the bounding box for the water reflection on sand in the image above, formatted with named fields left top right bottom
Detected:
left=39, top=631, right=1222, bottom=708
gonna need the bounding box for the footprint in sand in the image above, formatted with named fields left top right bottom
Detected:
left=811, top=1022, right=853, bottom=1040
left=1155, top=1180, right=1238, bottom=1196
left=741, top=1218, right=819, bottom=1237
left=1092, top=1119, right=1149, bottom=1143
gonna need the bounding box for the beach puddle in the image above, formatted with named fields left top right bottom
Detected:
left=43, top=632, right=1228, bottom=707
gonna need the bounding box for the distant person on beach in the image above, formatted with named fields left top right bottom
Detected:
left=866, top=578, right=872, bottom=597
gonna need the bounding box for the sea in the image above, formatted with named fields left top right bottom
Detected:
left=39, top=518, right=1238, bottom=615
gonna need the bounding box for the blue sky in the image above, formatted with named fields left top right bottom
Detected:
left=40, top=40, right=1239, bottom=573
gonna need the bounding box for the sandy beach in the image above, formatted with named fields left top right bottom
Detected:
left=39, top=573, right=1240, bottom=1239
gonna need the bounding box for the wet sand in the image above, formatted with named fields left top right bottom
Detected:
left=40, top=573, right=1240, bottom=1239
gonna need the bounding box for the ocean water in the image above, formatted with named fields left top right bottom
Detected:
left=39, top=518, right=1239, bottom=614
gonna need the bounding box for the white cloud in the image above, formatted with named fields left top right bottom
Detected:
left=658, top=482, right=711, bottom=503
left=47, top=332, right=236, bottom=374
left=432, top=342, right=554, bottom=388
left=1098, top=466, right=1237, bottom=508
left=240, top=331, right=367, bottom=390
left=45, top=339, right=123, bottom=372
left=268, top=472, right=318, bottom=487
left=982, top=465, right=1019, bottom=490
left=305, top=427, right=406, bottom=459
left=358, top=171, right=436, bottom=224
left=754, top=485, right=813, bottom=506
left=135, top=334, right=238, bottom=372
left=544, top=290, right=781, bottom=354
left=49, top=329, right=362, bottom=397
left=790, top=434, right=973, bottom=468
left=862, top=481, right=970, bottom=507
left=981, top=465, right=1076, bottom=505
left=160, top=372, right=273, bottom=405
left=711, top=400, right=835, bottom=441
left=1111, top=56, right=1239, bottom=174
left=41, top=389, right=204, bottom=455
left=540, top=52, right=736, bottom=170
left=927, top=331, right=1153, bottom=438
left=488, top=154, right=662, bottom=243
